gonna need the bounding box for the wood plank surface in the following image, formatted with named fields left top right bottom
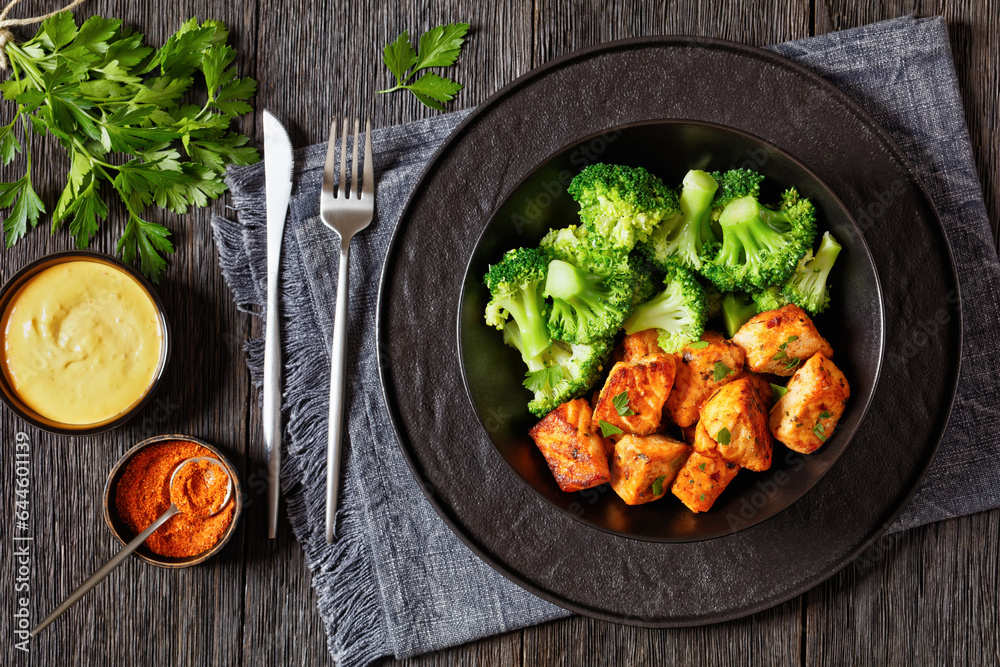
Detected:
left=0, top=1, right=996, bottom=666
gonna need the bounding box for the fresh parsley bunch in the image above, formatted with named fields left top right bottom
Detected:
left=377, top=23, right=469, bottom=110
left=0, top=12, right=259, bottom=281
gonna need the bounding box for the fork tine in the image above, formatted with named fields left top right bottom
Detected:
left=339, top=117, right=348, bottom=198
left=350, top=118, right=360, bottom=200
left=323, top=119, right=337, bottom=191
left=362, top=118, right=373, bottom=199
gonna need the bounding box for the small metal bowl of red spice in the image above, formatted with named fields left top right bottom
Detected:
left=103, top=434, right=242, bottom=568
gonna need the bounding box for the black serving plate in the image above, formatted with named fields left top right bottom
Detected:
left=459, top=119, right=883, bottom=542
left=377, top=36, right=961, bottom=626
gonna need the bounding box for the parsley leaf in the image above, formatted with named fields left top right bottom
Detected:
left=688, top=340, right=709, bottom=350
left=651, top=475, right=666, bottom=496
left=812, top=423, right=827, bottom=441
left=378, top=22, right=469, bottom=110
left=612, top=390, right=635, bottom=417
left=599, top=420, right=623, bottom=437
left=0, top=12, right=259, bottom=281
left=819, top=410, right=831, bottom=419
left=382, top=31, right=417, bottom=81
left=713, top=361, right=733, bottom=383
left=523, top=365, right=564, bottom=393
left=716, top=427, right=732, bottom=447
left=770, top=383, right=789, bottom=400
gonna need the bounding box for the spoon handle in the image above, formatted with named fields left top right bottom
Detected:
left=31, top=504, right=181, bottom=636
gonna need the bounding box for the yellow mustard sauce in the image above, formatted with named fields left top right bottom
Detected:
left=1, top=260, right=163, bottom=425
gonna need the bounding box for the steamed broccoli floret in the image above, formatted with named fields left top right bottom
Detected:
left=782, top=231, right=842, bottom=314
left=523, top=337, right=613, bottom=417
left=540, top=224, right=631, bottom=276
left=700, top=188, right=817, bottom=292
left=750, top=285, right=788, bottom=313
left=721, top=292, right=758, bottom=338
left=567, top=163, right=680, bottom=251
left=710, top=168, right=766, bottom=219
left=641, top=169, right=720, bottom=271
left=703, top=281, right=723, bottom=319
left=543, top=259, right=636, bottom=343
left=627, top=251, right=659, bottom=307
left=623, top=264, right=707, bottom=353
left=484, top=247, right=552, bottom=363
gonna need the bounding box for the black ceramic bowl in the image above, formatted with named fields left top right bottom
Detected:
left=0, top=250, right=170, bottom=435
left=103, top=434, right=242, bottom=568
left=459, top=120, right=884, bottom=542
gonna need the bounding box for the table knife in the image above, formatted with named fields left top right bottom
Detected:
left=262, top=110, right=294, bottom=539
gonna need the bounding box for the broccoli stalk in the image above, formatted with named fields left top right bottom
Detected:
left=484, top=247, right=552, bottom=363
left=623, top=264, right=707, bottom=353
left=782, top=231, right=842, bottom=314
left=642, top=169, right=720, bottom=271
left=543, top=259, right=635, bottom=343
left=567, top=163, right=680, bottom=251
left=700, top=188, right=816, bottom=292
left=721, top=292, right=758, bottom=338
left=522, top=337, right=613, bottom=417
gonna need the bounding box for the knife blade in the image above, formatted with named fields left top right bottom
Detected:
left=262, top=110, right=294, bottom=539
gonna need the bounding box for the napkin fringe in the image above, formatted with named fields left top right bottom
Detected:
left=212, top=185, right=389, bottom=665
left=268, top=253, right=387, bottom=666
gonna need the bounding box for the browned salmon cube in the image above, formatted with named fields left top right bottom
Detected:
left=593, top=354, right=676, bottom=436
left=665, top=331, right=745, bottom=428
left=614, top=329, right=665, bottom=363
left=732, top=304, right=834, bottom=376
left=671, top=449, right=740, bottom=512
left=695, top=376, right=773, bottom=472
left=610, top=434, right=691, bottom=505
left=529, top=399, right=610, bottom=492
left=770, top=352, right=851, bottom=454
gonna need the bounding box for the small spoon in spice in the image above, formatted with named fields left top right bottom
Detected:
left=31, top=457, right=233, bottom=635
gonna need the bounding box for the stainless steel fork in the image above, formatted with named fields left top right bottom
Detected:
left=320, top=118, right=374, bottom=544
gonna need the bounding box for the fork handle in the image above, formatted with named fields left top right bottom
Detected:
left=326, top=237, right=352, bottom=543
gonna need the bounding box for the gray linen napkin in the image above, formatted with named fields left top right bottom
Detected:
left=211, top=15, right=1000, bottom=666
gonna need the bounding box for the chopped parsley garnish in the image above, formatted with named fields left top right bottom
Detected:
left=713, top=361, right=733, bottom=383
left=651, top=475, right=666, bottom=496
left=700, top=493, right=706, bottom=501
left=813, top=423, right=827, bottom=441
left=772, top=335, right=799, bottom=361
left=688, top=340, right=710, bottom=350
left=819, top=410, right=831, bottom=419
left=783, top=356, right=801, bottom=370
left=716, top=427, right=732, bottom=447
left=770, top=383, right=788, bottom=400
left=599, top=420, right=623, bottom=437
left=699, top=462, right=706, bottom=471
left=612, top=390, right=635, bottom=416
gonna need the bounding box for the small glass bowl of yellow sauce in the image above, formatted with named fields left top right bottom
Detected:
left=0, top=251, right=170, bottom=435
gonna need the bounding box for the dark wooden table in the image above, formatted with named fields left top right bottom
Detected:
left=1, top=1, right=997, bottom=665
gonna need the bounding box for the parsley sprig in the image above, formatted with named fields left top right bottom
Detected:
left=377, top=23, right=469, bottom=110
left=0, top=13, right=259, bottom=282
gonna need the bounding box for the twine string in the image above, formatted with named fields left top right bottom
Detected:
left=0, top=0, right=87, bottom=69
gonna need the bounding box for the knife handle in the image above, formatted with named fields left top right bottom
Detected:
left=263, top=272, right=282, bottom=539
